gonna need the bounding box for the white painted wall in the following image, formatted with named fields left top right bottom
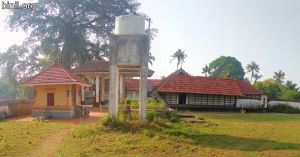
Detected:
left=236, top=99, right=265, bottom=109
left=269, top=101, right=300, bottom=109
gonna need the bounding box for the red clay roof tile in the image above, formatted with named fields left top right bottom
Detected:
left=20, top=63, right=89, bottom=86
left=156, top=69, right=261, bottom=96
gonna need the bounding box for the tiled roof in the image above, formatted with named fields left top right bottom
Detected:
left=237, top=80, right=263, bottom=95
left=72, top=59, right=155, bottom=77
left=20, top=63, right=89, bottom=86
left=72, top=59, right=109, bottom=73
left=156, top=69, right=261, bottom=96
left=125, top=79, right=162, bottom=91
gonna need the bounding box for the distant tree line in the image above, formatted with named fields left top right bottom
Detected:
left=170, top=50, right=299, bottom=102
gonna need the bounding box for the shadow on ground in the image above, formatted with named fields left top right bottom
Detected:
left=167, top=129, right=300, bottom=151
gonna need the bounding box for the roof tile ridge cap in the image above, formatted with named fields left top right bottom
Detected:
left=60, top=64, right=80, bottom=82
left=20, top=62, right=58, bottom=85
left=156, top=73, right=176, bottom=90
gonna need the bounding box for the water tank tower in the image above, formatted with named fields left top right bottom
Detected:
left=108, top=13, right=149, bottom=121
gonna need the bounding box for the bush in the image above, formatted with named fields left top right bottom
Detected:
left=98, top=116, right=144, bottom=132
left=119, top=98, right=165, bottom=109
left=269, top=104, right=300, bottom=113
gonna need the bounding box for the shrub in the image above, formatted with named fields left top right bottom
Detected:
left=98, top=116, right=144, bottom=132
left=119, top=98, right=165, bottom=110
left=269, top=104, right=300, bottom=113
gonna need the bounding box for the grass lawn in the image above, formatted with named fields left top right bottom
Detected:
left=57, top=113, right=300, bottom=157
left=0, top=120, right=72, bottom=157
left=1, top=113, right=300, bottom=157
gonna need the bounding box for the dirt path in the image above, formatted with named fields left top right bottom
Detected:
left=29, top=127, right=75, bottom=157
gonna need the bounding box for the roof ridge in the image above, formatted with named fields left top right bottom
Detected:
left=20, top=62, right=57, bottom=85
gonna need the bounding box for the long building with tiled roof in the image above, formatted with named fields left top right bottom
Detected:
left=156, top=69, right=264, bottom=108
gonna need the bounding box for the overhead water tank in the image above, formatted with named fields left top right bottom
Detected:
left=115, top=13, right=145, bottom=35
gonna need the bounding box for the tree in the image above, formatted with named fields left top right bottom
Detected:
left=0, top=45, right=41, bottom=98
left=253, top=73, right=263, bottom=83
left=170, top=49, right=187, bottom=70
left=285, top=80, right=299, bottom=91
left=254, top=79, right=283, bottom=100
left=208, top=56, right=245, bottom=79
left=246, top=61, right=260, bottom=83
left=8, top=0, right=141, bottom=68
left=273, top=70, right=285, bottom=84
left=279, top=90, right=300, bottom=101
left=202, top=64, right=211, bottom=77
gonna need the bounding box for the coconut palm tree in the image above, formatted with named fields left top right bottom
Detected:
left=202, top=64, right=211, bottom=77
left=253, top=73, right=263, bottom=83
left=273, top=70, right=285, bottom=84
left=246, top=61, right=260, bottom=83
left=170, top=49, right=187, bottom=70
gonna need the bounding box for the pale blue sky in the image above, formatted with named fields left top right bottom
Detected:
left=139, top=0, right=300, bottom=85
left=0, top=0, right=299, bottom=85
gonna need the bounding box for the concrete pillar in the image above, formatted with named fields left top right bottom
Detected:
left=109, top=65, right=119, bottom=117
left=101, top=77, right=105, bottom=102
left=119, top=74, right=124, bottom=100
left=81, top=86, right=85, bottom=102
left=139, top=65, right=148, bottom=121
left=96, top=75, right=100, bottom=104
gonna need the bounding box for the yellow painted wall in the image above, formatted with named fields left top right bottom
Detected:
left=34, top=84, right=82, bottom=108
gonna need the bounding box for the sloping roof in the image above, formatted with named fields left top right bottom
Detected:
left=125, top=79, right=162, bottom=91
left=237, top=80, right=263, bottom=95
left=20, top=63, right=90, bottom=86
left=72, top=59, right=154, bottom=77
left=73, top=59, right=109, bottom=73
left=156, top=69, right=261, bottom=96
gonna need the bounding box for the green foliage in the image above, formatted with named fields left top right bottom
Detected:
left=119, top=98, right=165, bottom=109
left=285, top=80, right=299, bottom=91
left=170, top=49, right=187, bottom=70
left=279, top=90, right=300, bottom=101
left=254, top=79, right=283, bottom=100
left=273, top=70, right=285, bottom=84
left=208, top=56, right=245, bottom=79
left=8, top=0, right=141, bottom=68
left=202, top=64, right=211, bottom=77
left=246, top=61, right=260, bottom=83
left=269, top=104, right=300, bottom=113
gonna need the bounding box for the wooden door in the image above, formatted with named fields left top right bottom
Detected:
left=47, top=93, right=54, bottom=106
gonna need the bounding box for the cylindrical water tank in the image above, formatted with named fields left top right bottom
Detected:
left=115, top=14, right=145, bottom=35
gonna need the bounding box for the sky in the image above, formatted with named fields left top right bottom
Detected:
left=0, top=0, right=300, bottom=85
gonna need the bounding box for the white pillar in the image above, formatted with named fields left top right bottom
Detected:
left=81, top=86, right=85, bottom=102
left=96, top=75, right=100, bottom=104
left=139, top=66, right=148, bottom=121
left=101, top=77, right=105, bottom=102
left=109, top=65, right=119, bottom=117
left=120, top=74, right=124, bottom=100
